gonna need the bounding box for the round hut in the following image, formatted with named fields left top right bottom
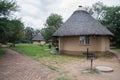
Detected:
left=53, top=6, right=113, bottom=55
left=32, top=33, right=45, bottom=45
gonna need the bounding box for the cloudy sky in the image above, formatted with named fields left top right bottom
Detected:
left=15, top=0, right=120, bottom=29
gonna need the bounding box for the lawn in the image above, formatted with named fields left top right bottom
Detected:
left=112, top=48, right=120, bottom=52
left=0, top=48, right=5, bottom=56
left=0, top=43, right=5, bottom=56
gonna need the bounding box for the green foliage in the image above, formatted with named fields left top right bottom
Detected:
left=21, top=27, right=41, bottom=43
left=8, top=19, right=24, bottom=46
left=41, top=27, right=53, bottom=43
left=35, top=29, right=41, bottom=34
left=41, top=13, right=63, bottom=42
left=0, top=43, right=1, bottom=47
left=0, top=49, right=5, bottom=56
left=46, top=13, right=63, bottom=31
left=87, top=2, right=120, bottom=47
left=0, top=18, right=10, bottom=44
left=23, top=27, right=34, bottom=43
left=0, top=0, right=18, bottom=17
left=0, top=0, right=24, bottom=45
left=100, top=6, right=120, bottom=47
left=0, top=18, right=24, bottom=45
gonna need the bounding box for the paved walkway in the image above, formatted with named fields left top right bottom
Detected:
left=0, top=47, right=59, bottom=80
left=110, top=50, right=120, bottom=61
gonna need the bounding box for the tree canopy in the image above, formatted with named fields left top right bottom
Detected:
left=0, top=0, right=24, bottom=46
left=100, top=6, right=120, bottom=47
left=8, top=19, right=24, bottom=45
left=0, top=0, right=18, bottom=17
left=86, top=1, right=105, bottom=19
left=23, top=27, right=35, bottom=43
left=41, top=13, right=63, bottom=43
left=86, top=2, right=120, bottom=47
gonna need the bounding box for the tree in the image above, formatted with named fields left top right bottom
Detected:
left=100, top=6, right=120, bottom=47
left=24, top=27, right=34, bottom=43
left=85, top=7, right=94, bottom=15
left=92, top=1, right=104, bottom=19
left=41, top=27, right=53, bottom=43
left=0, top=0, right=18, bottom=18
left=0, top=18, right=10, bottom=44
left=86, top=1, right=104, bottom=20
left=41, top=13, right=63, bottom=42
left=8, top=19, right=24, bottom=47
left=46, top=13, right=63, bottom=31
left=0, top=0, right=24, bottom=46
left=35, top=29, right=41, bottom=35
left=0, top=0, right=18, bottom=44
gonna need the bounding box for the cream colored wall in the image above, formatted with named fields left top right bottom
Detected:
left=59, top=36, right=110, bottom=52
left=100, top=36, right=110, bottom=51
left=33, top=41, right=45, bottom=45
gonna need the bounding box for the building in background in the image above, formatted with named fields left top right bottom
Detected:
left=32, top=34, right=45, bottom=45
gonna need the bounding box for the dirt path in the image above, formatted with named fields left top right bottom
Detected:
left=59, top=58, right=120, bottom=80
left=0, top=47, right=59, bottom=80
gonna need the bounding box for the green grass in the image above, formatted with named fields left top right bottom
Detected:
left=0, top=43, right=1, bottom=47
left=55, top=77, right=67, bottom=80
left=112, top=48, right=120, bottom=52
left=10, top=44, right=84, bottom=71
left=11, top=44, right=51, bottom=58
left=11, top=44, right=83, bottom=60
left=0, top=49, right=5, bottom=56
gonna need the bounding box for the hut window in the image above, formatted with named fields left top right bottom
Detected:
left=80, top=36, right=89, bottom=45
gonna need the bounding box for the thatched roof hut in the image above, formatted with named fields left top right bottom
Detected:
left=53, top=6, right=113, bottom=55
left=32, top=34, right=45, bottom=44
left=53, top=7, right=113, bottom=36
left=32, top=34, right=43, bottom=41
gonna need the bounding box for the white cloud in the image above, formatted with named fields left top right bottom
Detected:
left=21, top=4, right=40, bottom=16
left=22, top=16, right=43, bottom=29
left=15, top=0, right=120, bottom=29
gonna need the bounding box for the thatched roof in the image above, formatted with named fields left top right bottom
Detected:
left=32, top=34, right=43, bottom=41
left=53, top=8, right=113, bottom=36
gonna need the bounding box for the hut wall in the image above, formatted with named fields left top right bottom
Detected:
left=59, top=36, right=110, bottom=55
left=33, top=40, right=45, bottom=45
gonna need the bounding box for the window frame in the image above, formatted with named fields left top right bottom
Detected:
left=79, top=36, right=90, bottom=45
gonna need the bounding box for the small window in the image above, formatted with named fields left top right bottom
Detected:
left=80, top=36, right=90, bottom=45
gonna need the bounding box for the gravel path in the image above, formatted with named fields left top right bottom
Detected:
left=0, top=47, right=59, bottom=80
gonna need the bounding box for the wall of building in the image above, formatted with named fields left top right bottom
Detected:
left=59, top=36, right=110, bottom=55
left=33, top=40, right=45, bottom=45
